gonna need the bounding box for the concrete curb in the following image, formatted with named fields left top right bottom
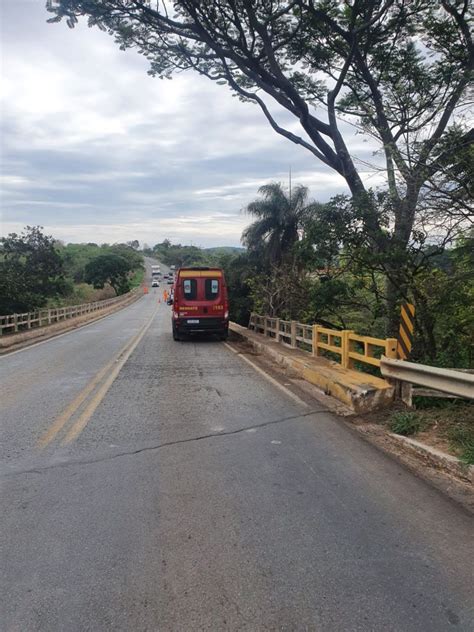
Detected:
left=0, top=292, right=142, bottom=355
left=230, top=322, right=394, bottom=412
left=386, top=432, right=473, bottom=483
left=353, top=424, right=473, bottom=486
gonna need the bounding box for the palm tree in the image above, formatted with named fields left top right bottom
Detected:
left=242, top=182, right=311, bottom=266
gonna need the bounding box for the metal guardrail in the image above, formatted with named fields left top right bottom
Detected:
left=0, top=289, right=140, bottom=335
left=380, top=358, right=474, bottom=400
left=248, top=313, right=398, bottom=373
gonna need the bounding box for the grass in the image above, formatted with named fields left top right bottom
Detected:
left=130, top=268, right=145, bottom=288
left=447, top=424, right=474, bottom=465
left=386, top=402, right=474, bottom=464
left=390, top=412, right=426, bottom=436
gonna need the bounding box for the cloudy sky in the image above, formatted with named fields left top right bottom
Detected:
left=1, top=0, right=382, bottom=248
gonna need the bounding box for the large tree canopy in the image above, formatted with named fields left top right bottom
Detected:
left=0, top=226, right=65, bottom=313
left=84, top=253, right=132, bottom=294
left=47, top=0, right=473, bottom=329
left=47, top=1, right=472, bottom=199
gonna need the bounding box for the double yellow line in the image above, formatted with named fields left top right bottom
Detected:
left=37, top=309, right=158, bottom=449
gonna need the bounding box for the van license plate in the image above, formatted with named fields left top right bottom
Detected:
left=187, top=319, right=199, bottom=324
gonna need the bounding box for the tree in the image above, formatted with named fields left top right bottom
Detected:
left=242, top=182, right=312, bottom=265
left=0, top=226, right=65, bottom=313
left=84, top=254, right=132, bottom=295
left=47, top=0, right=473, bottom=331
left=109, top=243, right=145, bottom=271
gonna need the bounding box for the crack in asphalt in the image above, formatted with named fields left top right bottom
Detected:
left=1, top=409, right=329, bottom=477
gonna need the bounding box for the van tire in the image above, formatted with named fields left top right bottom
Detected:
left=172, top=326, right=181, bottom=341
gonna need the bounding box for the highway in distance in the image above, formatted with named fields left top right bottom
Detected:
left=1, top=264, right=473, bottom=631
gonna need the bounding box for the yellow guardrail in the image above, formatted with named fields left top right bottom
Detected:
left=249, top=313, right=398, bottom=372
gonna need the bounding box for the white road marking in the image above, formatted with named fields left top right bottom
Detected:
left=223, top=342, right=310, bottom=409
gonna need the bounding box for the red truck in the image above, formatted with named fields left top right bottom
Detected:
left=171, top=267, right=229, bottom=341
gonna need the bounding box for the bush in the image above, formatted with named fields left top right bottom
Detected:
left=390, top=412, right=425, bottom=436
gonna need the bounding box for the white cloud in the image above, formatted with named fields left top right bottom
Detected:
left=0, top=0, right=388, bottom=246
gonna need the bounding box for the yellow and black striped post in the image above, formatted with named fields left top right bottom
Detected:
left=397, top=303, right=415, bottom=359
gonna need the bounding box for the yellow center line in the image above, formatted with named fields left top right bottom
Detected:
left=37, top=308, right=158, bottom=449
left=61, top=309, right=158, bottom=445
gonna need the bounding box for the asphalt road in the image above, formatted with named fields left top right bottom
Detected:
left=1, top=263, right=473, bottom=631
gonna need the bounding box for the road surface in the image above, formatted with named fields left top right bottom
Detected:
left=1, top=264, right=473, bottom=631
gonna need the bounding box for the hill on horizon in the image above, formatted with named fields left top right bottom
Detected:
left=203, top=246, right=246, bottom=255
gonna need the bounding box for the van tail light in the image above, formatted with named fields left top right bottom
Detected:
left=224, top=310, right=229, bottom=319
left=173, top=311, right=179, bottom=319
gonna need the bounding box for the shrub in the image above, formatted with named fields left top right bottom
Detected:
left=390, top=412, right=424, bottom=436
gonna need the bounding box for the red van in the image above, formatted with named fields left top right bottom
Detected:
left=171, top=267, right=229, bottom=341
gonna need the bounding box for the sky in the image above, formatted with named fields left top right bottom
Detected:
left=1, top=0, right=383, bottom=248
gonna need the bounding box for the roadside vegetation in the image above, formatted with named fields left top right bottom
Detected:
left=145, top=180, right=473, bottom=371
left=388, top=403, right=474, bottom=465
left=0, top=226, right=144, bottom=313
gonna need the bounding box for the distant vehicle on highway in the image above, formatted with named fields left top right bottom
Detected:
left=167, top=278, right=173, bottom=285
left=151, top=280, right=159, bottom=287
left=171, top=267, right=229, bottom=341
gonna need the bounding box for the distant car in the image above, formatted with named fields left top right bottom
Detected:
left=163, top=273, right=169, bottom=279
left=167, top=278, right=173, bottom=284
left=151, top=280, right=159, bottom=287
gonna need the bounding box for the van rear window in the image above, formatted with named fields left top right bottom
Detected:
left=183, top=278, right=197, bottom=300
left=205, top=278, right=219, bottom=300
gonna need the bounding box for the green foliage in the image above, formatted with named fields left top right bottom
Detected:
left=60, top=242, right=104, bottom=283
left=129, top=267, right=145, bottom=289
left=84, top=254, right=132, bottom=295
left=218, top=252, right=256, bottom=325
left=390, top=412, right=425, bottom=436
left=242, top=183, right=311, bottom=266
left=0, top=226, right=66, bottom=313
left=411, top=233, right=474, bottom=367
left=0, top=228, right=145, bottom=313
left=152, top=242, right=207, bottom=268
left=447, top=424, right=474, bottom=465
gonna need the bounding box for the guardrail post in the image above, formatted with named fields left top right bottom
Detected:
left=342, top=330, right=355, bottom=368
left=386, top=338, right=398, bottom=359
left=48, top=309, right=52, bottom=325
left=312, top=325, right=320, bottom=356
left=400, top=382, right=413, bottom=407
left=275, top=318, right=280, bottom=342
left=13, top=314, right=18, bottom=333
left=27, top=313, right=31, bottom=330
left=248, top=312, right=255, bottom=330
left=263, top=316, right=268, bottom=337
left=383, top=337, right=401, bottom=397
left=290, top=320, right=297, bottom=347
